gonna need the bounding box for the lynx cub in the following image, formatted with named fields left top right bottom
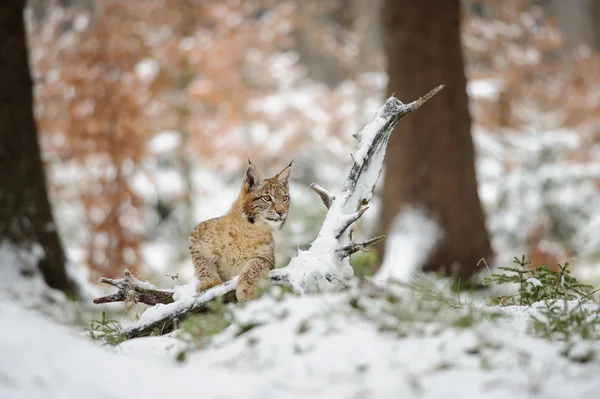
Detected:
left=189, top=161, right=292, bottom=301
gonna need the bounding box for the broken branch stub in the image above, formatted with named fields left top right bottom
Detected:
left=310, top=183, right=335, bottom=208
left=334, top=206, right=369, bottom=239
left=342, top=84, right=445, bottom=214
left=336, top=235, right=386, bottom=259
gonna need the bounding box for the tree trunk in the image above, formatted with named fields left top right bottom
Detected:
left=593, top=0, right=600, bottom=51
left=551, top=0, right=600, bottom=51
left=0, top=0, right=77, bottom=296
left=375, top=0, right=492, bottom=280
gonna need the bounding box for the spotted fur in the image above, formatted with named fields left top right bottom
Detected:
left=189, top=161, right=292, bottom=301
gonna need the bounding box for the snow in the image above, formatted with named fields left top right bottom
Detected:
left=0, top=242, right=66, bottom=309
left=114, top=335, right=187, bottom=358
left=146, top=130, right=182, bottom=154
left=135, top=58, right=159, bottom=83
left=566, top=341, right=596, bottom=363
left=353, top=115, right=386, bottom=162
left=2, top=287, right=600, bottom=399
left=72, top=14, right=89, bottom=32
left=140, top=242, right=178, bottom=273
left=526, top=277, right=543, bottom=287
left=467, top=78, right=504, bottom=101
left=0, top=295, right=242, bottom=399
left=375, top=207, right=442, bottom=283
left=171, top=276, right=198, bottom=301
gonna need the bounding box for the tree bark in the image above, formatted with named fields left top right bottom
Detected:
left=0, top=0, right=77, bottom=296
left=375, top=0, right=492, bottom=280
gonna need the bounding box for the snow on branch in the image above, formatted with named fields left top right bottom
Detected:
left=94, top=85, right=444, bottom=338
left=310, top=183, right=335, bottom=208
left=121, top=279, right=238, bottom=339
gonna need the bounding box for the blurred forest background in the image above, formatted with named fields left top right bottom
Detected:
left=3, top=0, right=600, bottom=295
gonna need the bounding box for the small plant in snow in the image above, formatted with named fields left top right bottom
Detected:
left=350, top=277, right=504, bottom=338
left=88, top=310, right=125, bottom=345
left=350, top=251, right=378, bottom=279
left=531, top=300, right=600, bottom=341
left=484, top=255, right=600, bottom=341
left=483, top=255, right=594, bottom=306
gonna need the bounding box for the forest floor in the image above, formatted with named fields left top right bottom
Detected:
left=2, top=267, right=600, bottom=399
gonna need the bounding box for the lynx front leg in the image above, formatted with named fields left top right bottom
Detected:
left=236, top=257, right=274, bottom=302
left=189, top=237, right=221, bottom=293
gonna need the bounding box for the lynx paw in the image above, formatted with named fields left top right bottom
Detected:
left=196, top=278, right=222, bottom=293
left=235, top=283, right=258, bottom=302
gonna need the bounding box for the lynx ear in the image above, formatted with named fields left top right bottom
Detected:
left=276, top=160, right=293, bottom=188
left=244, top=163, right=263, bottom=192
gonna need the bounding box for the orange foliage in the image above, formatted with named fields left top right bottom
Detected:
left=30, top=2, right=152, bottom=279
left=27, top=0, right=357, bottom=280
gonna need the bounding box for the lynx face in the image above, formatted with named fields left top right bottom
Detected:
left=241, top=162, right=292, bottom=230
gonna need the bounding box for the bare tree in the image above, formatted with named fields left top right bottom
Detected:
left=375, top=0, right=492, bottom=280
left=0, top=0, right=77, bottom=296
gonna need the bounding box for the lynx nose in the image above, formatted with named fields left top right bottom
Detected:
left=276, top=209, right=285, bottom=217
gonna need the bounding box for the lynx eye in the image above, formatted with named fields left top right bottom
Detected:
left=262, top=195, right=272, bottom=202
left=283, top=195, right=289, bottom=202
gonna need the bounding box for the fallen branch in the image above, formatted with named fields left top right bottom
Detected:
left=121, top=279, right=238, bottom=339
left=92, top=270, right=174, bottom=306
left=94, top=85, right=444, bottom=338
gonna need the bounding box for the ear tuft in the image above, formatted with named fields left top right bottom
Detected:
left=244, top=163, right=262, bottom=192
left=276, top=161, right=293, bottom=187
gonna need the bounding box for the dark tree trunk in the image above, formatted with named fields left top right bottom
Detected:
left=375, top=0, right=492, bottom=280
left=0, top=0, right=77, bottom=296
left=591, top=0, right=600, bottom=50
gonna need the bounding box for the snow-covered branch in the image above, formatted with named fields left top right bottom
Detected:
left=93, top=269, right=174, bottom=306
left=281, top=84, right=445, bottom=293
left=94, top=85, right=444, bottom=338
left=310, top=183, right=335, bottom=208
left=121, top=279, right=238, bottom=339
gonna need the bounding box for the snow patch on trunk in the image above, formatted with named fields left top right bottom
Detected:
left=374, top=207, right=442, bottom=283
left=0, top=241, right=64, bottom=305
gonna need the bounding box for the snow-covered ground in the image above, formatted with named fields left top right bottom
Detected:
left=2, top=77, right=599, bottom=398
left=2, top=282, right=600, bottom=399
left=17, top=3, right=600, bottom=397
